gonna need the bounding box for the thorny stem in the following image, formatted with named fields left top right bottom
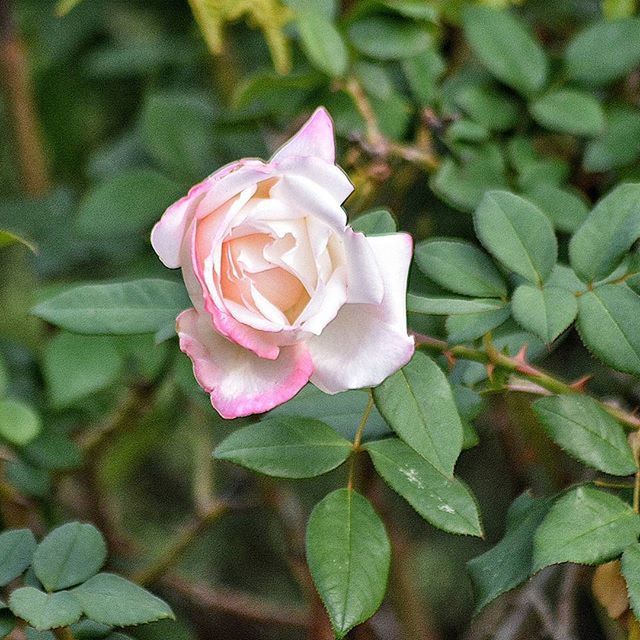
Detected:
left=348, top=392, right=375, bottom=491
left=415, top=332, right=640, bottom=430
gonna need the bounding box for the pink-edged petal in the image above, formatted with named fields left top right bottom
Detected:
left=275, top=156, right=353, bottom=204
left=308, top=233, right=415, bottom=393
left=270, top=174, right=347, bottom=231
left=151, top=179, right=211, bottom=269
left=270, top=107, right=335, bottom=165
left=343, top=228, right=384, bottom=305
left=177, top=308, right=313, bottom=419
left=151, top=160, right=267, bottom=269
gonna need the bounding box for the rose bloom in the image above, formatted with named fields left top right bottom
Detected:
left=151, top=108, right=414, bottom=418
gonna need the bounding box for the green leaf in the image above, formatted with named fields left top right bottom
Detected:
left=474, top=190, right=557, bottom=284
left=269, top=385, right=390, bottom=442
left=0, top=399, right=41, bottom=446
left=546, top=264, right=587, bottom=293
left=76, top=170, right=183, bottom=239
left=533, top=486, right=640, bottom=571
left=533, top=395, right=636, bottom=476
left=0, top=529, right=37, bottom=586
left=43, top=334, right=122, bottom=409
left=570, top=183, right=640, bottom=282
left=446, top=306, right=511, bottom=344
left=462, top=6, right=547, bottom=96
left=402, top=49, right=445, bottom=105
left=467, top=493, right=552, bottom=612
left=577, top=284, right=640, bottom=376
left=584, top=107, right=640, bottom=172
left=0, top=229, right=37, bottom=253
left=445, top=120, right=489, bottom=143
left=9, top=588, right=82, bottom=631
left=373, top=352, right=463, bottom=476
left=70, top=619, right=113, bottom=639
left=529, top=89, right=604, bottom=136
left=350, top=210, right=397, bottom=235
left=33, top=522, right=107, bottom=591
left=296, top=10, right=348, bottom=77
left=453, top=83, right=519, bottom=132
left=71, top=573, right=174, bottom=626
left=305, top=489, right=390, bottom=638
left=33, top=279, right=190, bottom=337
left=430, top=144, right=508, bottom=212
left=415, top=239, right=507, bottom=298
left=603, top=0, right=637, bottom=19
left=365, top=438, right=482, bottom=536
left=525, top=184, right=589, bottom=234
left=140, top=91, right=217, bottom=181
left=565, top=17, right=640, bottom=85
left=407, top=294, right=505, bottom=315
left=348, top=16, right=431, bottom=60
left=511, top=284, right=577, bottom=343
left=214, top=417, right=352, bottom=478
left=622, top=543, right=640, bottom=618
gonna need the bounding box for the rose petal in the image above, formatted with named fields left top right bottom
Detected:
left=177, top=308, right=313, bottom=419
left=270, top=107, right=336, bottom=165
left=275, top=156, right=353, bottom=204
left=151, top=160, right=268, bottom=269
left=308, top=233, right=414, bottom=393
left=343, top=228, right=384, bottom=305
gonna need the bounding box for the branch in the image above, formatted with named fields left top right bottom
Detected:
left=0, top=0, right=50, bottom=196
left=161, top=572, right=309, bottom=630
left=414, top=332, right=640, bottom=430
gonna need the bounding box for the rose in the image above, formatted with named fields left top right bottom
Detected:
left=151, top=107, right=414, bottom=419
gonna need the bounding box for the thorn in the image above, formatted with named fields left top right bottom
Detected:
left=569, top=375, right=593, bottom=392
left=444, top=350, right=457, bottom=368
left=486, top=363, right=495, bottom=381
left=514, top=344, right=528, bottom=364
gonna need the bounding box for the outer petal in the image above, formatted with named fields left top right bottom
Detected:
left=151, top=160, right=269, bottom=269
left=177, top=308, right=313, bottom=419
left=308, top=233, right=415, bottom=393
left=270, top=107, right=335, bottom=164
left=343, top=228, right=384, bottom=305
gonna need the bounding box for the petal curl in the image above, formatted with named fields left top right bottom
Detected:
left=177, top=308, right=313, bottom=419
left=151, top=160, right=269, bottom=269
left=308, top=233, right=415, bottom=393
left=270, top=107, right=335, bottom=164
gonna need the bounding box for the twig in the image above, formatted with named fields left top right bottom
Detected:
left=343, top=76, right=439, bottom=171
left=133, top=500, right=230, bottom=586
left=348, top=392, right=374, bottom=490
left=160, top=573, right=309, bottom=630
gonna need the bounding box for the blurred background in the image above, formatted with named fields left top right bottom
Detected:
left=1, top=0, right=640, bottom=638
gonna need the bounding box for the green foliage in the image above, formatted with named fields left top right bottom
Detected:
left=33, top=522, right=107, bottom=591
left=474, top=191, right=557, bottom=284
left=348, top=16, right=431, bottom=60
left=365, top=438, right=482, bottom=536
left=467, top=493, right=552, bottom=612
left=214, top=417, right=352, bottom=478
left=621, top=544, right=640, bottom=618
left=414, top=239, right=507, bottom=298
left=565, top=17, right=640, bottom=85
left=33, top=280, right=190, bottom=340
left=533, top=396, right=636, bottom=476
left=0, top=399, right=41, bottom=446
left=533, top=486, right=640, bottom=570
left=373, top=352, right=463, bottom=477
left=511, top=285, right=577, bottom=344
left=577, top=284, right=640, bottom=376
left=462, top=6, right=547, bottom=96
left=71, top=574, right=174, bottom=626
left=306, top=489, right=390, bottom=638
left=529, top=89, right=604, bottom=137
left=0, top=529, right=37, bottom=586
left=9, top=588, right=82, bottom=631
